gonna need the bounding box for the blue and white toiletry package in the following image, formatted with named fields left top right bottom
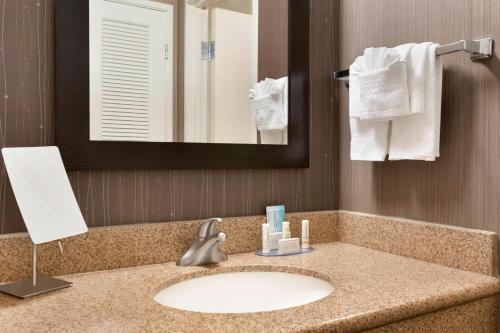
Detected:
left=266, top=205, right=285, bottom=232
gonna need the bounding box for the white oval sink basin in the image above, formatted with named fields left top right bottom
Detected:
left=154, top=271, right=334, bottom=313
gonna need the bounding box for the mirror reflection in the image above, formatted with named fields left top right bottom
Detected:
left=89, top=0, right=289, bottom=145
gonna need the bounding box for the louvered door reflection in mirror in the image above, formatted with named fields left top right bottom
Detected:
left=89, top=0, right=174, bottom=142
left=87, top=0, right=289, bottom=145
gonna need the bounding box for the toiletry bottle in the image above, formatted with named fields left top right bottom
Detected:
left=262, top=224, right=271, bottom=253
left=282, top=221, right=291, bottom=239
left=301, top=220, right=310, bottom=249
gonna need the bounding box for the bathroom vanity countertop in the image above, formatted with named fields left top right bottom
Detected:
left=0, top=242, right=499, bottom=333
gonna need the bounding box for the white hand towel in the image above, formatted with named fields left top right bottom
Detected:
left=389, top=43, right=443, bottom=161
left=349, top=74, right=389, bottom=161
left=352, top=47, right=410, bottom=120
left=349, top=47, right=408, bottom=161
left=349, top=118, right=390, bottom=161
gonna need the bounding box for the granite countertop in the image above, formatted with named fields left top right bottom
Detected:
left=0, top=242, right=499, bottom=333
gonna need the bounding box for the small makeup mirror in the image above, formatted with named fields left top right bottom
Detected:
left=0, top=146, right=88, bottom=298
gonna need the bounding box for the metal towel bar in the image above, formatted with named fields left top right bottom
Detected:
left=333, top=37, right=494, bottom=82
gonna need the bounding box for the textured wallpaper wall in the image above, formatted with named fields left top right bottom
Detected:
left=0, top=0, right=338, bottom=233
left=337, top=0, right=500, bottom=234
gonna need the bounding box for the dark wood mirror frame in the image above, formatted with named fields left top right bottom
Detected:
left=55, top=0, right=309, bottom=170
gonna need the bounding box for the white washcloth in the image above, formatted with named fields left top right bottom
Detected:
left=389, top=42, right=443, bottom=161
left=349, top=74, right=390, bottom=161
left=250, top=77, right=288, bottom=131
left=351, top=47, right=410, bottom=120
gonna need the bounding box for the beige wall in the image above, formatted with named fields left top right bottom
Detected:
left=216, top=0, right=252, bottom=15
left=211, top=8, right=254, bottom=143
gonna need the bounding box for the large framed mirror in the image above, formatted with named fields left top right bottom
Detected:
left=55, top=0, right=309, bottom=169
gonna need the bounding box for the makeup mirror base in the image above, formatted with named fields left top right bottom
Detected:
left=0, top=277, right=72, bottom=299
left=0, top=242, right=72, bottom=299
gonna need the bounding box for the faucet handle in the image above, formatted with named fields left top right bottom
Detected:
left=217, top=232, right=226, bottom=242
left=198, top=218, right=222, bottom=238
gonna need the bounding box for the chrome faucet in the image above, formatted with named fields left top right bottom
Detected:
left=177, top=218, right=228, bottom=266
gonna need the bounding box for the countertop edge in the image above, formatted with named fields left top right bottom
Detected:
left=296, top=271, right=500, bottom=332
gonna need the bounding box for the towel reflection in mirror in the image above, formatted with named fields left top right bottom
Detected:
left=250, top=77, right=288, bottom=145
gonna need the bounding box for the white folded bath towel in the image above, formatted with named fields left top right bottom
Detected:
left=353, top=47, right=410, bottom=120
left=389, top=42, right=443, bottom=161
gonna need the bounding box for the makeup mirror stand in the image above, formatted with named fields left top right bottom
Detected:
left=0, top=241, right=72, bottom=299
